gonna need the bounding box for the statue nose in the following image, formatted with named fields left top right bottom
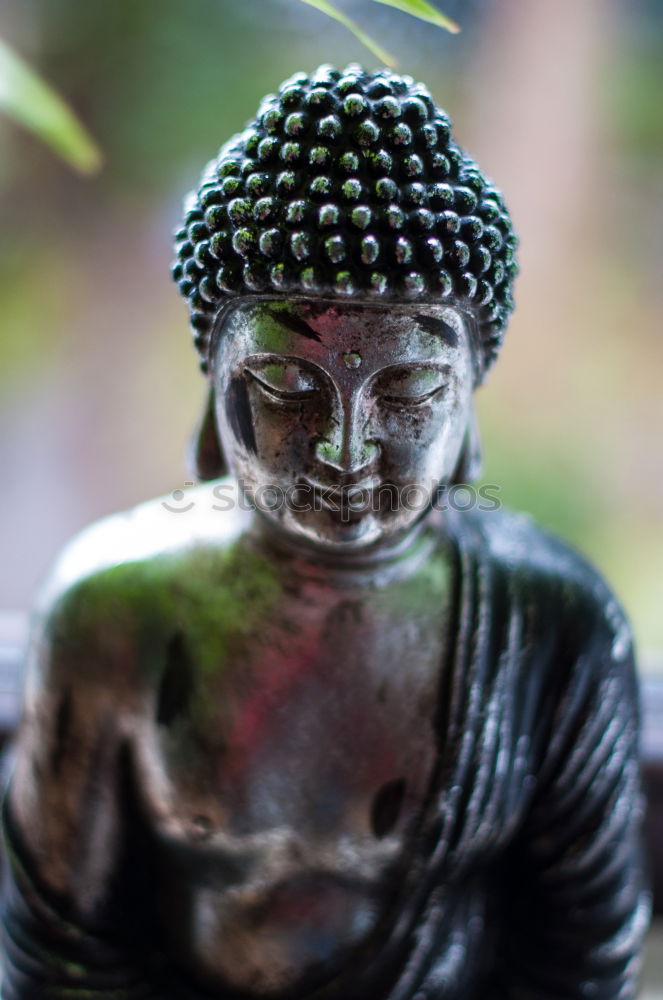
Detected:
left=315, top=437, right=380, bottom=477
left=315, top=402, right=379, bottom=477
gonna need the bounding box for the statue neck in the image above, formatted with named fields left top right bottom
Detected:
left=248, top=510, right=444, bottom=585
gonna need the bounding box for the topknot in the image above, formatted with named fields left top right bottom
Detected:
left=171, top=64, right=518, bottom=378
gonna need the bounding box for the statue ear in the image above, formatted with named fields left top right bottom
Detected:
left=450, top=409, right=482, bottom=485
left=188, top=387, right=228, bottom=481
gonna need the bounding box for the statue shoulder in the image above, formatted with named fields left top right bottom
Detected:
left=459, top=507, right=633, bottom=662
left=30, top=479, right=252, bottom=675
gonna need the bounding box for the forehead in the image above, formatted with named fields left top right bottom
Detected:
left=215, top=298, right=471, bottom=371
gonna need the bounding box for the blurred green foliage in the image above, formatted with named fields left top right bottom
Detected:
left=297, top=0, right=395, bottom=65
left=610, top=36, right=663, bottom=165
left=371, top=0, right=458, bottom=32
left=0, top=0, right=458, bottom=167
left=0, top=36, right=101, bottom=172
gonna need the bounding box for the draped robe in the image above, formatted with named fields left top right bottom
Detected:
left=0, top=507, right=650, bottom=999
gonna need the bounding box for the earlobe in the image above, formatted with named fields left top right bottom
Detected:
left=188, top=387, right=228, bottom=481
left=450, top=409, right=482, bottom=485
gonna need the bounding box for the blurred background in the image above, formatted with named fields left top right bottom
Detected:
left=0, top=0, right=662, bottom=661
left=1, top=0, right=663, bottom=990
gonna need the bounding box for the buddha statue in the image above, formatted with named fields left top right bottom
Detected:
left=0, top=66, right=650, bottom=1000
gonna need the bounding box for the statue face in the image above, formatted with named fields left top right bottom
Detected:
left=213, top=298, right=475, bottom=550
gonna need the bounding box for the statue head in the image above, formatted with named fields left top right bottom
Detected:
left=171, top=65, right=518, bottom=549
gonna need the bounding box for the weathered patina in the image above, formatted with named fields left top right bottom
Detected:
left=0, top=66, right=649, bottom=1000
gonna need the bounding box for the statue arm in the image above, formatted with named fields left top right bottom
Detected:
left=0, top=577, right=160, bottom=999
left=503, top=599, right=651, bottom=1000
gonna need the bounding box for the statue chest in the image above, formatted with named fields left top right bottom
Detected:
left=141, top=569, right=449, bottom=841
left=132, top=551, right=452, bottom=992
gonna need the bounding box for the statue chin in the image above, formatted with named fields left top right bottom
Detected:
left=248, top=505, right=384, bottom=554
left=284, top=511, right=383, bottom=549
left=247, top=486, right=428, bottom=554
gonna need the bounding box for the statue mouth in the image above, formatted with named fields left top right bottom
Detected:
left=300, top=478, right=380, bottom=521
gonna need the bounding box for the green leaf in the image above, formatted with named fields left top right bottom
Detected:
left=370, top=0, right=460, bottom=33
left=0, top=37, right=102, bottom=174
left=298, top=0, right=397, bottom=67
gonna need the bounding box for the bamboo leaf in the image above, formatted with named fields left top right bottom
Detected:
left=0, top=37, right=102, bottom=174
left=298, top=0, right=397, bottom=67
left=370, top=0, right=460, bottom=33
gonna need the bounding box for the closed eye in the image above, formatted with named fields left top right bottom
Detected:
left=248, top=372, right=319, bottom=402
left=380, top=385, right=445, bottom=407
left=245, top=358, right=322, bottom=402
left=374, top=365, right=448, bottom=408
